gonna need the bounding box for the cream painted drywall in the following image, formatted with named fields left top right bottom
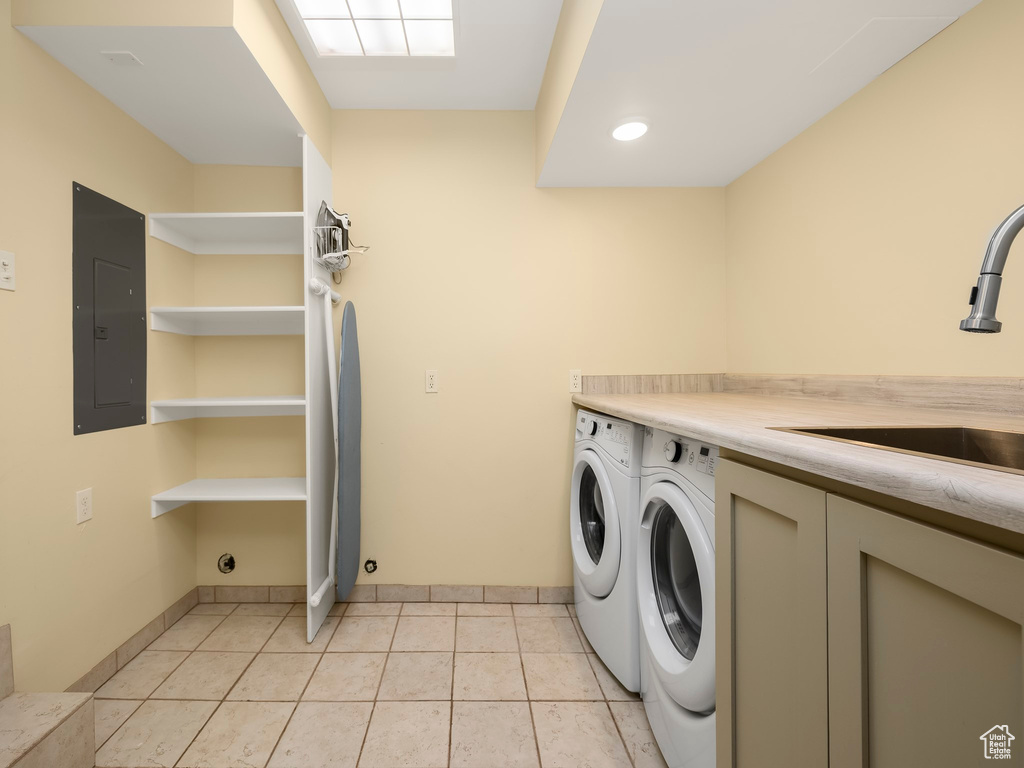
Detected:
left=332, top=110, right=726, bottom=587
left=534, top=0, right=604, bottom=181
left=191, top=165, right=307, bottom=586
left=10, top=0, right=233, bottom=27
left=0, top=2, right=198, bottom=692
left=233, top=0, right=333, bottom=163
left=725, top=0, right=1024, bottom=375
left=193, top=164, right=302, bottom=213
left=11, top=0, right=331, bottom=164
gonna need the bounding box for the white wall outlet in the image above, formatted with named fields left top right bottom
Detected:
left=425, top=369, right=439, bottom=393
left=76, top=488, right=93, bottom=524
left=0, top=251, right=15, bottom=292
left=569, top=369, right=582, bottom=393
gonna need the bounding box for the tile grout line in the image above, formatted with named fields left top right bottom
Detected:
left=188, top=604, right=333, bottom=767
left=605, top=699, right=638, bottom=768
left=353, top=605, right=402, bottom=768
left=448, top=611, right=459, bottom=768
left=262, top=653, right=322, bottom=767
left=101, top=604, right=294, bottom=764
left=169, top=703, right=218, bottom=768
left=218, top=613, right=287, bottom=701
left=263, top=605, right=345, bottom=765
left=570, top=607, right=639, bottom=768
left=170, top=608, right=285, bottom=768
left=512, top=607, right=546, bottom=768
left=105, top=607, right=228, bottom=739
left=168, top=611, right=290, bottom=766
left=93, top=699, right=144, bottom=753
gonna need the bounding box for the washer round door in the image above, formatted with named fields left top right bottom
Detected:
left=637, top=481, right=715, bottom=714
left=570, top=449, right=621, bottom=598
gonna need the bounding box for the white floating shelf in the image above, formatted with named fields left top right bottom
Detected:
left=151, top=306, right=304, bottom=336
left=149, top=212, right=304, bottom=255
left=152, top=477, right=307, bottom=517
left=151, top=396, right=306, bottom=423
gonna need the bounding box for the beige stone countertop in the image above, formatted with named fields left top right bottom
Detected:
left=572, top=392, right=1024, bottom=534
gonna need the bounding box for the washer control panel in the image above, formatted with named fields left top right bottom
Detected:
left=642, top=427, right=718, bottom=500
left=576, top=410, right=643, bottom=470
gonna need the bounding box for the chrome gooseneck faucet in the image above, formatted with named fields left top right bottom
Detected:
left=961, top=204, right=1024, bottom=333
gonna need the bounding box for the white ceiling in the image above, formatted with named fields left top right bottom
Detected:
left=274, top=0, right=562, bottom=109
left=538, top=0, right=983, bottom=187
left=17, top=25, right=304, bottom=166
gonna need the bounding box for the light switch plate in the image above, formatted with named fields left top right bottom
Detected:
left=76, top=488, right=93, bottom=524
left=0, top=251, right=14, bottom=292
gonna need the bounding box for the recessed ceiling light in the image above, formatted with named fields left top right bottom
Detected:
left=612, top=121, right=648, bottom=141
left=296, top=0, right=455, bottom=56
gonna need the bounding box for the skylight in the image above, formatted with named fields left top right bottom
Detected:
left=296, top=0, right=455, bottom=57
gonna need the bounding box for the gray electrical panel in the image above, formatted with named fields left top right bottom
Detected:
left=73, top=183, right=146, bottom=435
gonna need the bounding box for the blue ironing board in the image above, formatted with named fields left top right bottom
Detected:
left=336, top=302, right=361, bottom=601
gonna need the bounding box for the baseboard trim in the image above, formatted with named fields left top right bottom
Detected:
left=65, top=587, right=199, bottom=694
left=196, top=584, right=574, bottom=605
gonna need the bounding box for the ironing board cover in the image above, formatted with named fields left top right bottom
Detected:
left=336, top=301, right=361, bottom=601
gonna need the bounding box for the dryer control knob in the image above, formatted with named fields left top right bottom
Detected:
left=664, top=440, right=683, bottom=463
left=588, top=421, right=599, bottom=437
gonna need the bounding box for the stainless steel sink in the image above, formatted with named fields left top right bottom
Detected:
left=772, top=425, right=1024, bottom=475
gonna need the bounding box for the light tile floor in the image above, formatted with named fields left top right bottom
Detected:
left=93, top=601, right=668, bottom=768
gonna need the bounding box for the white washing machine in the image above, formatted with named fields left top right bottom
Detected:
left=571, top=409, right=645, bottom=691
left=637, top=427, right=718, bottom=768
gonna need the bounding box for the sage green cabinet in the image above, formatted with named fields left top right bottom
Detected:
left=716, top=459, right=829, bottom=768
left=827, top=494, right=1024, bottom=768
left=717, top=458, right=1024, bottom=768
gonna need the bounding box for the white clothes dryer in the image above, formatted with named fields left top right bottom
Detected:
left=571, top=409, right=644, bottom=691
left=637, top=427, right=719, bottom=768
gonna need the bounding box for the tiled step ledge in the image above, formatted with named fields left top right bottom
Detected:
left=1, top=624, right=94, bottom=768
left=582, top=372, right=1024, bottom=417
left=197, top=584, right=575, bottom=605
left=0, top=692, right=93, bottom=768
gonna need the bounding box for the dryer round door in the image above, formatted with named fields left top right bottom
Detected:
left=637, top=481, right=715, bottom=714
left=570, top=449, right=621, bottom=598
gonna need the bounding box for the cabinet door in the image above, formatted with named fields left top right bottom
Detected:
left=716, top=460, right=829, bottom=768
left=828, top=495, right=1024, bottom=768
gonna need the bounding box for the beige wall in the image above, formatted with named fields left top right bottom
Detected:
left=725, top=0, right=1024, bottom=375
left=11, top=0, right=332, bottom=164
left=11, top=0, right=232, bottom=27
left=534, top=0, right=603, bottom=181
left=332, top=110, right=726, bottom=587
left=0, top=1, right=198, bottom=692
left=233, top=0, right=333, bottom=163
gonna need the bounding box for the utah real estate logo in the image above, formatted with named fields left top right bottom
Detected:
left=980, top=725, right=1015, bottom=760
